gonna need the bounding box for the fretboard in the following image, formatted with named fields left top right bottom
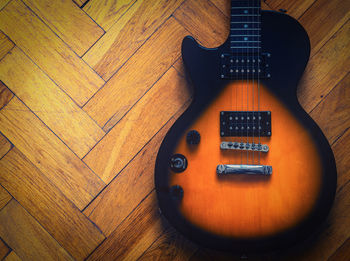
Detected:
left=230, top=0, right=261, bottom=52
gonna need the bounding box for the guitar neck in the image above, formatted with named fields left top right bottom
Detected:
left=230, top=0, right=261, bottom=53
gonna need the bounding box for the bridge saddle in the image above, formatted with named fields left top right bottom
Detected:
left=220, top=141, right=269, bottom=152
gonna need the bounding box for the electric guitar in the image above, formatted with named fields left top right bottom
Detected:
left=155, top=0, right=337, bottom=253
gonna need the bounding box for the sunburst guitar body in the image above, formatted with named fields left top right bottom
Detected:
left=155, top=0, right=337, bottom=253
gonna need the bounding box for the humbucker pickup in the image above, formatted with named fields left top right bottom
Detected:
left=220, top=111, right=271, bottom=137
left=220, top=53, right=271, bottom=79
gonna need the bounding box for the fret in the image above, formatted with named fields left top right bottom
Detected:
left=231, top=7, right=260, bottom=9
left=230, top=42, right=261, bottom=47
left=230, top=41, right=261, bottom=43
left=231, top=23, right=260, bottom=29
left=230, top=28, right=261, bottom=31
left=230, top=46, right=261, bottom=49
left=231, top=15, right=261, bottom=16
left=230, top=0, right=261, bottom=52
left=230, top=22, right=260, bottom=23
left=230, top=0, right=261, bottom=8
left=230, top=36, right=260, bottom=41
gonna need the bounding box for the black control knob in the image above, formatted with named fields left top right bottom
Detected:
left=170, top=154, right=187, bottom=173
left=186, top=130, right=200, bottom=145
left=170, top=185, right=184, bottom=201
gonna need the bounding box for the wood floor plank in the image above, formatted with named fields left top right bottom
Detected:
left=138, top=225, right=198, bottom=261
left=279, top=128, right=350, bottom=261
left=0, top=0, right=104, bottom=106
left=332, top=130, right=350, bottom=195
left=300, top=0, right=350, bottom=56
left=0, top=81, right=13, bottom=110
left=0, top=238, right=10, bottom=260
left=84, top=66, right=191, bottom=183
left=0, top=132, right=12, bottom=160
left=265, top=0, right=316, bottom=18
left=174, top=0, right=228, bottom=48
left=298, top=20, right=350, bottom=113
left=0, top=185, right=11, bottom=211
left=4, top=251, right=22, bottom=261
left=87, top=191, right=164, bottom=261
left=0, top=31, right=13, bottom=60
left=0, top=0, right=10, bottom=10
left=72, top=0, right=87, bottom=8
left=0, top=148, right=105, bottom=260
left=83, top=17, right=189, bottom=129
left=84, top=117, right=176, bottom=236
left=83, top=0, right=136, bottom=31
left=82, top=0, right=185, bottom=80
left=0, top=97, right=105, bottom=210
left=0, top=200, right=73, bottom=261
left=328, top=237, right=350, bottom=261
left=22, top=0, right=104, bottom=57
left=310, top=73, right=350, bottom=144
left=0, top=47, right=105, bottom=158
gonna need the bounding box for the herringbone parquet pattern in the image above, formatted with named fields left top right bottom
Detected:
left=0, top=0, right=349, bottom=260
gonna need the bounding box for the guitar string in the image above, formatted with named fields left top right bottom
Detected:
left=258, top=0, right=261, bottom=164
left=251, top=0, right=255, bottom=165
left=246, top=0, right=250, bottom=165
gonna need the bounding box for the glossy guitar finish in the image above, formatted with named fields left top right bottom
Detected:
left=155, top=10, right=337, bottom=252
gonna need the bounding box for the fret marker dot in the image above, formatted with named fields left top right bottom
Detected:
left=244, top=37, right=248, bottom=41
left=244, top=24, right=248, bottom=28
left=244, top=10, right=248, bottom=14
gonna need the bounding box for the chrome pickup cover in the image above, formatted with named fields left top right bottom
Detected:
left=220, top=141, right=269, bottom=152
left=217, top=164, right=272, bottom=175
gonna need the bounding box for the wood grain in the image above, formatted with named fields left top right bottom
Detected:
left=21, top=0, right=104, bottom=56
left=265, top=0, right=316, bottom=18
left=83, top=17, right=188, bottom=130
left=0, top=47, right=105, bottom=158
left=0, top=0, right=104, bottom=106
left=298, top=20, right=350, bottom=113
left=0, top=132, right=11, bottom=160
left=0, top=81, right=13, bottom=110
left=84, top=66, right=191, bottom=183
left=72, top=0, right=87, bottom=8
left=83, top=0, right=136, bottom=31
left=83, top=0, right=185, bottom=80
left=0, top=200, right=73, bottom=261
left=328, top=237, right=350, bottom=261
left=4, top=251, right=21, bottom=261
left=0, top=185, right=11, bottom=211
left=138, top=225, right=198, bottom=261
left=300, top=0, right=350, bottom=56
left=310, top=73, right=350, bottom=144
left=333, top=130, right=350, bottom=195
left=0, top=97, right=105, bottom=210
left=0, top=0, right=10, bottom=10
left=174, top=0, right=228, bottom=48
left=0, top=148, right=105, bottom=260
left=87, top=191, right=164, bottom=261
left=0, top=238, right=10, bottom=260
left=84, top=118, right=176, bottom=236
left=0, top=0, right=347, bottom=259
left=0, top=31, right=13, bottom=60
left=278, top=128, right=350, bottom=261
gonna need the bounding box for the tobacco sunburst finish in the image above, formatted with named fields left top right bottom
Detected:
left=155, top=4, right=337, bottom=253
left=171, top=82, right=322, bottom=239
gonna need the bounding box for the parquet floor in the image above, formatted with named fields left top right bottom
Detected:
left=0, top=0, right=349, bottom=260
